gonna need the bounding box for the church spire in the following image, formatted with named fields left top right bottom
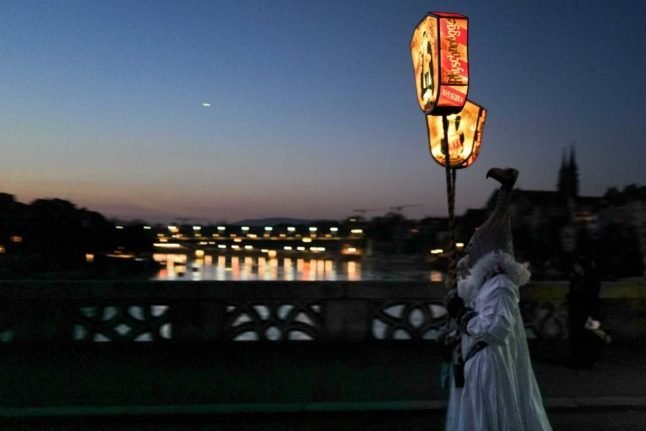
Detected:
left=562, top=148, right=567, bottom=169
left=569, top=144, right=579, bottom=197
left=557, top=145, right=579, bottom=198
left=558, top=148, right=568, bottom=195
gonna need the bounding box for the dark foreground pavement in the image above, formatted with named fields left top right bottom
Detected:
left=4, top=409, right=646, bottom=430
left=2, top=340, right=645, bottom=430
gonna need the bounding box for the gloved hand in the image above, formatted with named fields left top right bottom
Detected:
left=458, top=308, right=478, bottom=334
left=445, top=288, right=466, bottom=319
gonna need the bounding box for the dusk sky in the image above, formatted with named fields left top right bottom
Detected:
left=2, top=0, right=645, bottom=223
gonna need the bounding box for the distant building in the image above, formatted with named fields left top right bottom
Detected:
left=598, top=185, right=646, bottom=277
left=557, top=146, right=579, bottom=199
left=483, top=147, right=604, bottom=276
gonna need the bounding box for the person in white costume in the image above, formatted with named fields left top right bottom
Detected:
left=445, top=168, right=552, bottom=431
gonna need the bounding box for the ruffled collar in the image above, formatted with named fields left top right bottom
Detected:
left=457, top=251, right=531, bottom=304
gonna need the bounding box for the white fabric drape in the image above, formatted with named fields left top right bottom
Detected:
left=446, top=252, right=552, bottom=431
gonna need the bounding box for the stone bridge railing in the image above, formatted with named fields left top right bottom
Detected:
left=1, top=279, right=645, bottom=417
left=0, top=281, right=449, bottom=344
left=2, top=279, right=644, bottom=344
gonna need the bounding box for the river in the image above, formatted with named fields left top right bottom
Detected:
left=151, top=253, right=443, bottom=282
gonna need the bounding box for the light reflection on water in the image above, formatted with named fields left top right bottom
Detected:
left=151, top=253, right=443, bottom=282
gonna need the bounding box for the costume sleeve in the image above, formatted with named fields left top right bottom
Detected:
left=465, top=278, right=517, bottom=345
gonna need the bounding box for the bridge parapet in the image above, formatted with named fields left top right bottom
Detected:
left=1, top=279, right=645, bottom=415
left=0, top=281, right=450, bottom=344
left=1, top=279, right=645, bottom=344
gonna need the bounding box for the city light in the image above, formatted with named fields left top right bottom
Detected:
left=456, top=242, right=465, bottom=248
left=217, top=226, right=226, bottom=231
left=430, top=271, right=443, bottom=282
left=195, top=250, right=205, bottom=258
left=168, top=225, right=179, bottom=233
left=430, top=249, right=444, bottom=254
left=264, top=226, right=273, bottom=232
left=218, top=244, right=227, bottom=249
left=9, top=235, right=22, bottom=243
left=302, top=238, right=312, bottom=243
left=85, top=253, right=95, bottom=263
left=284, top=246, right=293, bottom=251
left=106, top=252, right=136, bottom=259
left=154, top=243, right=183, bottom=249
left=342, top=247, right=359, bottom=255
left=241, top=226, right=250, bottom=231
left=193, top=226, right=202, bottom=231
left=116, top=226, right=124, bottom=230
left=309, top=227, right=317, bottom=232
left=330, top=227, right=339, bottom=232
left=143, top=226, right=152, bottom=230
left=287, top=227, right=296, bottom=232
left=244, top=245, right=253, bottom=250
left=350, top=229, right=363, bottom=234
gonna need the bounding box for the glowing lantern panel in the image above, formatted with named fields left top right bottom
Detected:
left=411, top=12, right=469, bottom=116
left=461, top=106, right=486, bottom=168
left=426, top=100, right=486, bottom=168
left=411, top=16, right=439, bottom=113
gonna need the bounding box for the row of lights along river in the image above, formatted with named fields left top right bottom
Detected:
left=108, top=222, right=446, bottom=282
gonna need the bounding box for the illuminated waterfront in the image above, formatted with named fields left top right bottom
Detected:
left=152, top=253, right=443, bottom=282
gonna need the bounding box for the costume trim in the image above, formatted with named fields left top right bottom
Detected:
left=457, top=251, right=531, bottom=304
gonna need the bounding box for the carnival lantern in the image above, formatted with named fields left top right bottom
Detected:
left=410, top=12, right=469, bottom=116
left=411, top=12, right=483, bottom=289
left=426, top=100, right=487, bottom=168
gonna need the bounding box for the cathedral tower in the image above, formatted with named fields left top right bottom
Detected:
left=558, top=145, right=579, bottom=198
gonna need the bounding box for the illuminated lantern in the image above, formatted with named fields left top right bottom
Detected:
left=410, top=12, right=469, bottom=116
left=426, top=100, right=486, bottom=168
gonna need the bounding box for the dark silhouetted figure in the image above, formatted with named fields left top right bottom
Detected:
left=567, top=257, right=609, bottom=368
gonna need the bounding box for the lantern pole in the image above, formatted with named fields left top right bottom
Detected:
left=442, top=115, right=457, bottom=290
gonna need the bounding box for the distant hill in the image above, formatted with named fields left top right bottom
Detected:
left=232, top=217, right=317, bottom=226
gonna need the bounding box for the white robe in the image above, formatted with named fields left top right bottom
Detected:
left=446, top=252, right=552, bottom=431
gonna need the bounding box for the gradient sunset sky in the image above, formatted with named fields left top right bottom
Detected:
left=1, top=0, right=645, bottom=222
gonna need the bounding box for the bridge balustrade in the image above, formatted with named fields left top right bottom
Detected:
left=0, top=279, right=644, bottom=417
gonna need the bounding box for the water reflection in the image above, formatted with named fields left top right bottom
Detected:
left=152, top=253, right=443, bottom=282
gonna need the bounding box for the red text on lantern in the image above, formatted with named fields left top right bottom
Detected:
left=439, top=87, right=465, bottom=106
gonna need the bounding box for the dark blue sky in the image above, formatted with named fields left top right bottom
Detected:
left=1, top=0, right=645, bottom=222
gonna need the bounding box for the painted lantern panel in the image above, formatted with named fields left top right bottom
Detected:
left=426, top=100, right=486, bottom=168
left=411, top=12, right=469, bottom=116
